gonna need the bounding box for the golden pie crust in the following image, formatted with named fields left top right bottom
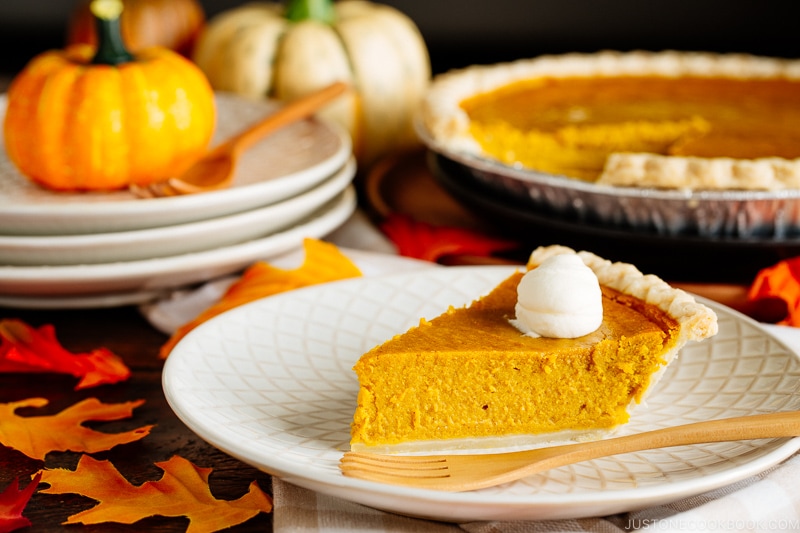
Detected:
left=419, top=50, right=800, bottom=190
left=350, top=245, right=718, bottom=453
left=528, top=246, right=717, bottom=342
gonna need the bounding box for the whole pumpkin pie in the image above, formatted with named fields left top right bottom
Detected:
left=350, top=245, right=718, bottom=453
left=419, top=50, right=800, bottom=189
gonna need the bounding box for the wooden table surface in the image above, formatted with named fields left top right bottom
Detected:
left=0, top=304, right=274, bottom=532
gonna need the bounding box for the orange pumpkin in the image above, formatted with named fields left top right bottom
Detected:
left=67, top=0, right=205, bottom=57
left=4, top=0, right=215, bottom=191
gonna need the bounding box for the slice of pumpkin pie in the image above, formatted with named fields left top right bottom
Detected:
left=350, top=245, right=718, bottom=453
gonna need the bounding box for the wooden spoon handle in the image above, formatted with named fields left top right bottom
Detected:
left=220, top=81, right=349, bottom=155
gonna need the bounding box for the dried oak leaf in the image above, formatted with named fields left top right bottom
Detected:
left=0, top=397, right=151, bottom=460
left=380, top=213, right=519, bottom=262
left=39, top=455, right=272, bottom=533
left=160, top=238, right=362, bottom=357
left=0, top=319, right=130, bottom=389
left=0, top=472, right=41, bottom=533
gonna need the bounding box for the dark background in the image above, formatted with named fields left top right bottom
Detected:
left=0, top=0, right=798, bottom=76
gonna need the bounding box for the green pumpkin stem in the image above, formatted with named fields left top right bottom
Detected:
left=90, top=0, right=134, bottom=65
left=285, top=0, right=335, bottom=24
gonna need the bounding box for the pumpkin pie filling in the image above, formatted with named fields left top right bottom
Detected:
left=350, top=246, right=717, bottom=453
left=463, top=76, right=800, bottom=182
left=420, top=51, right=800, bottom=189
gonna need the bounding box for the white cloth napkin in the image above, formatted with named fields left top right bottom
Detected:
left=141, top=210, right=800, bottom=533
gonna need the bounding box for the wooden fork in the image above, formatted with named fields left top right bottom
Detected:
left=340, top=410, right=800, bottom=491
left=130, top=81, right=348, bottom=198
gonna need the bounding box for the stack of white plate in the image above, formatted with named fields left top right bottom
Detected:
left=0, top=93, right=357, bottom=309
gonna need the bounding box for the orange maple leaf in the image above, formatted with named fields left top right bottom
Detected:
left=0, top=472, right=41, bottom=533
left=38, top=455, right=272, bottom=532
left=160, top=238, right=363, bottom=357
left=0, top=398, right=152, bottom=460
left=0, top=319, right=130, bottom=389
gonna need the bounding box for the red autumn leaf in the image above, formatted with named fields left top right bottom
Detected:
left=380, top=213, right=519, bottom=262
left=160, top=238, right=362, bottom=357
left=747, top=257, right=800, bottom=325
left=0, top=397, right=152, bottom=460
left=39, top=455, right=272, bottom=532
left=0, top=319, right=130, bottom=389
left=0, top=472, right=41, bottom=533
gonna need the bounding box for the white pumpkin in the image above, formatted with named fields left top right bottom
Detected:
left=193, top=0, right=431, bottom=169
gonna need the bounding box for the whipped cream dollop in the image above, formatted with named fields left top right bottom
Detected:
left=511, top=253, right=603, bottom=338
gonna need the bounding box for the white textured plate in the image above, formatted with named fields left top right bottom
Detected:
left=0, top=186, right=355, bottom=301
left=0, top=92, right=351, bottom=235
left=0, top=157, right=354, bottom=266
left=163, top=267, right=800, bottom=522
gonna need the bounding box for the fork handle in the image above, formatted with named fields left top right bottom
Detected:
left=514, top=410, right=800, bottom=471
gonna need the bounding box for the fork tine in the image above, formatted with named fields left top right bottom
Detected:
left=151, top=182, right=180, bottom=197
left=340, top=454, right=447, bottom=473
left=339, top=453, right=451, bottom=485
left=341, top=464, right=449, bottom=478
left=168, top=175, right=229, bottom=195
left=341, top=452, right=447, bottom=465
left=129, top=181, right=180, bottom=198
left=128, top=183, right=156, bottom=198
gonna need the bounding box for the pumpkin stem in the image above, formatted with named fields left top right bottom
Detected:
left=285, top=0, right=335, bottom=24
left=90, top=0, right=134, bottom=65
